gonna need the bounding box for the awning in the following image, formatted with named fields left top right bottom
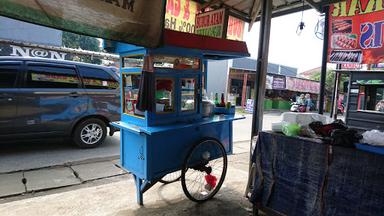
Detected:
left=0, top=1, right=345, bottom=48
left=196, top=0, right=333, bottom=29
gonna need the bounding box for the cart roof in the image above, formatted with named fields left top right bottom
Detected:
left=163, top=29, right=250, bottom=60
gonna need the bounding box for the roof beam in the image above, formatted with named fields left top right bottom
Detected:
left=201, top=0, right=223, bottom=11
left=305, top=0, right=322, bottom=11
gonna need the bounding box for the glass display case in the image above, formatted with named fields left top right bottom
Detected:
left=122, top=55, right=144, bottom=69
left=155, top=78, right=175, bottom=113
left=122, top=73, right=142, bottom=116
left=153, top=55, right=200, bottom=70
left=181, top=78, right=196, bottom=112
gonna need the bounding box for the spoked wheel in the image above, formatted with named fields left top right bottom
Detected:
left=181, top=139, right=228, bottom=202
left=159, top=171, right=181, bottom=184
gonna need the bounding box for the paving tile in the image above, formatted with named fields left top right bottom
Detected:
left=71, top=161, right=126, bottom=182
left=24, top=167, right=81, bottom=192
left=0, top=172, right=25, bottom=197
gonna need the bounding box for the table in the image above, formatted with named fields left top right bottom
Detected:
left=249, top=132, right=384, bottom=216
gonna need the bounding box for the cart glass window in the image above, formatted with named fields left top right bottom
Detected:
left=153, top=55, right=200, bottom=70
left=356, top=82, right=384, bottom=112
left=122, top=73, right=143, bottom=116
left=122, top=55, right=144, bottom=69
left=181, top=78, right=196, bottom=112
left=155, top=78, right=175, bottom=113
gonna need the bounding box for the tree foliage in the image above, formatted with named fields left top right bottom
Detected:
left=62, top=31, right=101, bottom=64
left=309, top=70, right=348, bottom=95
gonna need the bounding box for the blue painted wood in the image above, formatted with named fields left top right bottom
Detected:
left=112, top=40, right=247, bottom=205
left=114, top=115, right=241, bottom=182
left=355, top=143, right=384, bottom=155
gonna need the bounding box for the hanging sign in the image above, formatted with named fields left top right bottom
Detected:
left=328, top=0, right=384, bottom=64
left=226, top=16, right=245, bottom=41
left=165, top=0, right=199, bottom=33
left=0, top=0, right=165, bottom=48
left=286, top=77, right=320, bottom=94
left=272, top=76, right=286, bottom=90
left=195, top=8, right=226, bottom=38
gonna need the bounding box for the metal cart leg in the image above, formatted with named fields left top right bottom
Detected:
left=133, top=175, right=144, bottom=205
left=133, top=174, right=157, bottom=206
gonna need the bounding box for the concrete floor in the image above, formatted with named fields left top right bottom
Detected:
left=0, top=153, right=253, bottom=216
left=0, top=111, right=286, bottom=215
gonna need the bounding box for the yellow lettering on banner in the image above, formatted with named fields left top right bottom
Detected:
left=165, top=0, right=198, bottom=33
left=332, top=0, right=384, bottom=17
left=376, top=0, right=384, bottom=11
left=332, top=1, right=348, bottom=17
left=362, top=0, right=376, bottom=14
left=348, top=0, right=364, bottom=16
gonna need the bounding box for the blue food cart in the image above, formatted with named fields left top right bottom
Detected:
left=110, top=29, right=249, bottom=205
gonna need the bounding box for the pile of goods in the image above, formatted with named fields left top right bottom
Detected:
left=273, top=112, right=384, bottom=154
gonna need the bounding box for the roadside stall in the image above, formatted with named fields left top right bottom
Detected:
left=247, top=1, right=384, bottom=215
left=110, top=29, right=249, bottom=205
left=3, top=0, right=384, bottom=215
left=342, top=70, right=384, bottom=131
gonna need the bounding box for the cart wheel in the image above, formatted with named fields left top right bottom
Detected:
left=159, top=171, right=181, bottom=184
left=181, top=139, right=227, bottom=202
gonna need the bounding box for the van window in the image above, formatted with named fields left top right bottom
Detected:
left=78, top=66, right=118, bottom=89
left=26, top=65, right=80, bottom=88
left=0, top=64, right=19, bottom=88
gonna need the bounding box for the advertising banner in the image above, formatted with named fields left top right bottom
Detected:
left=245, top=99, right=254, bottom=113
left=0, top=43, right=70, bottom=60
left=195, top=8, right=226, bottom=38
left=286, top=77, right=320, bottom=94
left=227, top=16, right=245, bottom=41
left=272, top=76, right=286, bottom=90
left=165, top=0, right=199, bottom=33
left=328, top=0, right=384, bottom=64
left=341, top=63, right=362, bottom=69
left=0, top=0, right=165, bottom=48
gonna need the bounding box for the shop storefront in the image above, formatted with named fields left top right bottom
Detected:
left=227, top=67, right=320, bottom=111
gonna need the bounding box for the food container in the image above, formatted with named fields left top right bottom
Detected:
left=202, top=99, right=215, bottom=117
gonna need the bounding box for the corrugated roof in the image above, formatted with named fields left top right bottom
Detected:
left=197, top=0, right=335, bottom=24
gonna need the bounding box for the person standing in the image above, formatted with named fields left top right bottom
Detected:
left=305, top=93, right=312, bottom=112
left=297, top=94, right=305, bottom=105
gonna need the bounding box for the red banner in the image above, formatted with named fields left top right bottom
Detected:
left=328, top=0, right=384, bottom=64
left=227, top=16, right=245, bottom=41
left=286, top=77, right=320, bottom=94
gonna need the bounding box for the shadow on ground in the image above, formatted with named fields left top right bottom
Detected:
left=117, top=185, right=252, bottom=216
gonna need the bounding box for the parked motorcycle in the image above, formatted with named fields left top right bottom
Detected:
left=337, top=102, right=345, bottom=115
left=290, top=100, right=307, bottom=112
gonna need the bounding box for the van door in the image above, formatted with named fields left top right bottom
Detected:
left=18, top=62, right=87, bottom=136
left=0, top=61, right=22, bottom=136
left=78, top=66, right=120, bottom=121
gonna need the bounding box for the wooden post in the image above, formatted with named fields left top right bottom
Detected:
left=241, top=72, right=248, bottom=107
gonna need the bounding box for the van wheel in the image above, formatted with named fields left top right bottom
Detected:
left=73, top=118, right=107, bottom=148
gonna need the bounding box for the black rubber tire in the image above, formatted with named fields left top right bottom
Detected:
left=181, top=138, right=228, bottom=203
left=73, top=118, right=107, bottom=148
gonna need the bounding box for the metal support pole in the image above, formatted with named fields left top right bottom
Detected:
left=330, top=64, right=341, bottom=117
left=241, top=73, right=248, bottom=107
left=318, top=6, right=330, bottom=114
left=333, top=72, right=341, bottom=120
left=250, top=0, right=272, bottom=138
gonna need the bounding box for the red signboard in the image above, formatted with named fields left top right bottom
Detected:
left=227, top=16, right=245, bottom=41
left=328, top=0, right=384, bottom=64
left=286, top=77, right=320, bottom=94
left=195, top=8, right=226, bottom=38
